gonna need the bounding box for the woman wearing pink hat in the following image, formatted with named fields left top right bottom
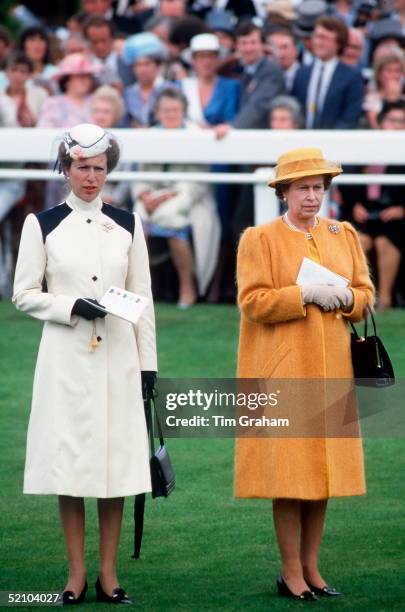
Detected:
left=37, top=53, right=99, bottom=128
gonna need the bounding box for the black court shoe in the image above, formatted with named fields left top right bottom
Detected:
left=277, top=575, right=318, bottom=601
left=95, top=577, right=132, bottom=605
left=55, top=581, right=88, bottom=606
left=306, top=582, right=343, bottom=597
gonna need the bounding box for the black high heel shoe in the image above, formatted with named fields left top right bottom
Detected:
left=305, top=582, right=342, bottom=597
left=55, top=581, right=88, bottom=606
left=276, top=575, right=318, bottom=601
left=95, top=577, right=132, bottom=605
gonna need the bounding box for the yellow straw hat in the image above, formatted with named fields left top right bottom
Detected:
left=267, top=147, right=342, bottom=188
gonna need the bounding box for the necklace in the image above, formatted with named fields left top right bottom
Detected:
left=283, top=212, right=318, bottom=240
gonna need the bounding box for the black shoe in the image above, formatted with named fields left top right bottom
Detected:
left=95, top=577, right=132, bottom=604
left=306, top=582, right=343, bottom=597
left=55, top=581, right=88, bottom=606
left=276, top=575, right=318, bottom=601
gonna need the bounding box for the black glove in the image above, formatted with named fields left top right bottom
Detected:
left=141, top=371, right=157, bottom=401
left=71, top=298, right=107, bottom=321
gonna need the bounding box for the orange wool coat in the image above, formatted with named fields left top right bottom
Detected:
left=234, top=217, right=374, bottom=500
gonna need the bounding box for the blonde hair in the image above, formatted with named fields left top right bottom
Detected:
left=374, top=50, right=405, bottom=89
left=91, top=85, right=125, bottom=124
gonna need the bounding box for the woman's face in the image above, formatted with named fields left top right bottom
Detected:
left=155, top=97, right=185, bottom=129
left=285, top=175, right=325, bottom=221
left=67, top=153, right=107, bottom=202
left=133, top=58, right=160, bottom=85
left=270, top=108, right=297, bottom=130
left=91, top=99, right=117, bottom=128
left=66, top=74, right=93, bottom=96
left=379, top=60, right=404, bottom=86
left=192, top=51, right=218, bottom=79
left=24, top=35, right=47, bottom=63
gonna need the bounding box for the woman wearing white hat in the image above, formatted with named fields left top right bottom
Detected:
left=181, top=33, right=240, bottom=127
left=13, top=123, right=157, bottom=605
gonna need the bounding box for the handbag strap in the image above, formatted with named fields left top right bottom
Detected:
left=145, top=394, right=165, bottom=457
left=349, top=304, right=376, bottom=338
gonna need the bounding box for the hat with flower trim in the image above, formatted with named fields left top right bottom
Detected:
left=267, top=147, right=342, bottom=187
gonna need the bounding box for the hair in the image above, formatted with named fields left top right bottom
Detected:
left=57, top=136, right=120, bottom=175
left=275, top=175, right=333, bottom=199
left=315, top=16, right=349, bottom=55
left=168, top=16, right=210, bottom=48
left=6, top=51, right=34, bottom=73
left=91, top=84, right=125, bottom=123
left=377, top=99, right=405, bottom=124
left=0, top=25, right=12, bottom=47
left=154, top=86, right=188, bottom=113
left=373, top=50, right=405, bottom=88
left=83, top=15, right=115, bottom=38
left=269, top=27, right=297, bottom=46
left=235, top=21, right=266, bottom=43
left=268, top=95, right=304, bottom=128
left=17, top=26, right=52, bottom=65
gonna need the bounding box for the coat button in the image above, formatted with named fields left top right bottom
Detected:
left=97, top=336, right=102, bottom=342
left=92, top=276, right=98, bottom=281
left=335, top=313, right=342, bottom=319
left=86, top=219, right=92, bottom=224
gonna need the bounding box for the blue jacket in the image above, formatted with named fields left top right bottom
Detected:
left=292, top=61, right=363, bottom=129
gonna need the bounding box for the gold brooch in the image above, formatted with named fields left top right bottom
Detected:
left=328, top=223, right=340, bottom=234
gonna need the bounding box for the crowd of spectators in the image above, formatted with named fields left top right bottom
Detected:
left=0, top=0, right=404, bottom=308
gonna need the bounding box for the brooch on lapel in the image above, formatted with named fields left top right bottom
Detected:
left=101, top=221, right=115, bottom=232
left=328, top=223, right=341, bottom=234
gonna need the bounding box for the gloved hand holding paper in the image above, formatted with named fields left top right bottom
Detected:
left=84, top=286, right=149, bottom=324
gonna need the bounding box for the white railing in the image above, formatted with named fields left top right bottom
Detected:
left=1, top=128, right=404, bottom=224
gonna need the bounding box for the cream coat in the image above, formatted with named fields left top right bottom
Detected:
left=13, top=192, right=157, bottom=498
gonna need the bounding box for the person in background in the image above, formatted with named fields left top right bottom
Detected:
left=121, top=32, right=169, bottom=127
left=0, top=26, right=12, bottom=70
left=268, top=28, right=300, bottom=92
left=292, top=0, right=328, bottom=66
left=0, top=52, right=48, bottom=127
left=215, top=21, right=285, bottom=138
left=132, top=87, right=220, bottom=308
left=82, top=15, right=124, bottom=88
left=292, top=16, right=364, bottom=129
left=363, top=49, right=405, bottom=128
left=37, top=53, right=98, bottom=128
left=181, top=33, right=240, bottom=126
left=341, top=27, right=366, bottom=68
left=91, top=85, right=131, bottom=208
left=339, top=100, right=405, bottom=310
left=17, top=26, right=58, bottom=88
left=269, top=94, right=304, bottom=129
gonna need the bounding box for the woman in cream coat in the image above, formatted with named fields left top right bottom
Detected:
left=235, top=148, right=374, bottom=602
left=13, top=124, right=157, bottom=605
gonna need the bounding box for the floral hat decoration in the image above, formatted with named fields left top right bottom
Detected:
left=55, top=123, right=113, bottom=173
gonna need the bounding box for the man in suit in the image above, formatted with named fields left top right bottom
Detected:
left=292, top=16, right=364, bottom=129
left=215, top=21, right=285, bottom=137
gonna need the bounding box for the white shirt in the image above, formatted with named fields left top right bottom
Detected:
left=306, top=57, right=339, bottom=128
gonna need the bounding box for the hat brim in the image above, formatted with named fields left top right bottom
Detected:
left=53, top=68, right=99, bottom=80
left=267, top=166, right=342, bottom=188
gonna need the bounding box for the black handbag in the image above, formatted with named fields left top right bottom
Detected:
left=148, top=397, right=176, bottom=498
left=349, top=305, right=395, bottom=387
left=132, top=393, right=175, bottom=559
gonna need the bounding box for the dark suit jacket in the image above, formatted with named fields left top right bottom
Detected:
left=233, top=57, right=285, bottom=129
left=292, top=61, right=363, bottom=129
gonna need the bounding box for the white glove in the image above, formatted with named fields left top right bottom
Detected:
left=301, top=285, right=353, bottom=311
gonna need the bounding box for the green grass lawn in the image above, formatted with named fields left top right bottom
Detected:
left=0, top=302, right=404, bottom=611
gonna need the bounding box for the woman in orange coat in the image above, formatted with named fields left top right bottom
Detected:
left=235, top=148, right=374, bottom=601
